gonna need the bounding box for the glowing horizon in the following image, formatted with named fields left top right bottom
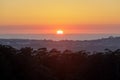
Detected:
left=0, top=0, right=120, bottom=34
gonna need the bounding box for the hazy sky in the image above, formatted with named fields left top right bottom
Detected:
left=0, top=0, right=120, bottom=34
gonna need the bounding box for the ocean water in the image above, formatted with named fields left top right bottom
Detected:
left=0, top=34, right=120, bottom=41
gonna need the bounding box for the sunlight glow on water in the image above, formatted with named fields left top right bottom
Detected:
left=0, top=34, right=120, bottom=41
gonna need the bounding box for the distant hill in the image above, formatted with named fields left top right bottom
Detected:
left=0, top=36, right=120, bottom=52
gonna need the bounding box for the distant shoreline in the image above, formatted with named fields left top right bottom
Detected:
left=0, top=34, right=120, bottom=41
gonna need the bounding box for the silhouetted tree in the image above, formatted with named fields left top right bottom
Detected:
left=0, top=44, right=120, bottom=80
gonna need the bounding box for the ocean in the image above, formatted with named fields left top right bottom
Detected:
left=0, top=34, right=120, bottom=41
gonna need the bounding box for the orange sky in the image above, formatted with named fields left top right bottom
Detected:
left=0, top=0, right=120, bottom=34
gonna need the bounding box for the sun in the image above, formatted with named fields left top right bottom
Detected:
left=57, top=30, right=64, bottom=34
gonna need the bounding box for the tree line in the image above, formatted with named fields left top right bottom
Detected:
left=0, top=44, right=120, bottom=80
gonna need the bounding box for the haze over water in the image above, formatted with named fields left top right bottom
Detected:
left=0, top=34, right=120, bottom=41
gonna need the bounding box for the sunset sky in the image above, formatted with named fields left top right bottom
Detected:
left=0, top=0, right=120, bottom=34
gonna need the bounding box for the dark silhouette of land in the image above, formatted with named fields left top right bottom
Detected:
left=0, top=43, right=120, bottom=80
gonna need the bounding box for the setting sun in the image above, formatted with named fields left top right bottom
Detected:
left=57, top=30, right=64, bottom=35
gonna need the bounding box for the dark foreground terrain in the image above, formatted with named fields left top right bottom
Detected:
left=0, top=44, right=120, bottom=80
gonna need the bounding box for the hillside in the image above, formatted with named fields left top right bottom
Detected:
left=0, top=36, right=120, bottom=52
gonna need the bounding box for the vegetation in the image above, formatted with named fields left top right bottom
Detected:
left=0, top=44, right=120, bottom=80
